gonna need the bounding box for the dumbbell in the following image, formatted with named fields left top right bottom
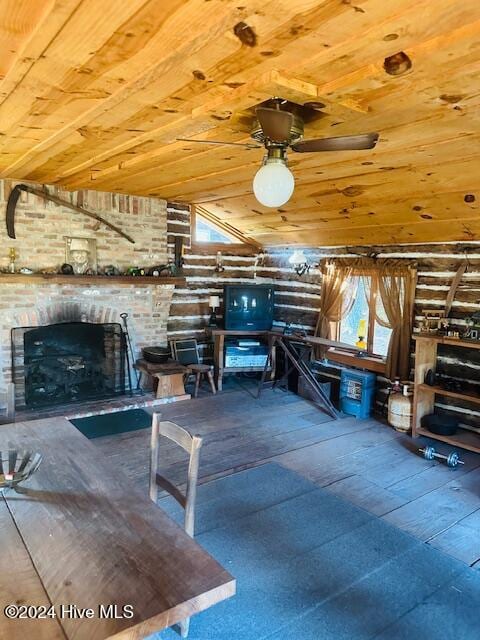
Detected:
left=419, top=446, right=464, bottom=468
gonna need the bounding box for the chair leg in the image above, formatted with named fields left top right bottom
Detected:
left=207, top=370, right=216, bottom=394
left=149, top=415, right=159, bottom=503
left=194, top=372, right=201, bottom=398
left=179, top=617, right=190, bottom=637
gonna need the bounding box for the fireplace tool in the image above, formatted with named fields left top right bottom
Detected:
left=119, top=313, right=141, bottom=393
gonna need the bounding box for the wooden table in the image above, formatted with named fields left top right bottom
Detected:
left=0, top=417, right=235, bottom=639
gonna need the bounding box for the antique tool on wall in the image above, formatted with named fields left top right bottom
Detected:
left=119, top=313, right=141, bottom=392
left=6, top=183, right=135, bottom=244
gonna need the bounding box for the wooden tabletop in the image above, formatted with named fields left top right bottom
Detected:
left=0, top=417, right=235, bottom=640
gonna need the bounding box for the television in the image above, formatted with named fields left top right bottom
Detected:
left=223, top=285, right=274, bottom=331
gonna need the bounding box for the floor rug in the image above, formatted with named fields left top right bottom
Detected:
left=150, top=463, right=479, bottom=640
left=70, top=408, right=151, bottom=439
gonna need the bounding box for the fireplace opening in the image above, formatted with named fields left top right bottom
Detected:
left=11, top=322, right=126, bottom=409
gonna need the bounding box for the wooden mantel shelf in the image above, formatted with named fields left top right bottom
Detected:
left=0, top=273, right=186, bottom=286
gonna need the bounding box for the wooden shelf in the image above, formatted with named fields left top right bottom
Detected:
left=412, top=334, right=480, bottom=454
left=0, top=273, right=185, bottom=286
left=414, top=333, right=480, bottom=350
left=326, top=349, right=386, bottom=374
left=209, top=329, right=270, bottom=336
left=417, top=383, right=480, bottom=405
left=416, top=426, right=480, bottom=455
left=223, top=366, right=272, bottom=373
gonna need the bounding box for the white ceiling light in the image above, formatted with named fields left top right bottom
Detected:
left=253, top=148, right=294, bottom=207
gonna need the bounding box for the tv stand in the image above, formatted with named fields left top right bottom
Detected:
left=208, top=329, right=276, bottom=391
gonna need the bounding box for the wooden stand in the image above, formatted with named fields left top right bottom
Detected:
left=135, top=359, right=191, bottom=401
left=412, top=334, right=480, bottom=453
left=209, top=330, right=276, bottom=392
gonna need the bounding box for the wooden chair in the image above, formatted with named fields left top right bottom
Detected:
left=170, top=338, right=216, bottom=398
left=149, top=413, right=203, bottom=637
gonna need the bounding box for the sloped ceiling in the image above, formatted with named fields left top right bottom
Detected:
left=0, top=0, right=478, bottom=246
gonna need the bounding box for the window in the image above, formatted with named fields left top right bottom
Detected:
left=195, top=214, right=241, bottom=244
left=337, top=275, right=392, bottom=358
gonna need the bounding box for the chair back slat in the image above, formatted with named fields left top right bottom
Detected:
left=158, top=420, right=196, bottom=452
left=149, top=412, right=203, bottom=538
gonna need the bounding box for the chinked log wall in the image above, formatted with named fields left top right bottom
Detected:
left=165, top=207, right=479, bottom=432
left=259, top=244, right=480, bottom=432
left=166, top=203, right=258, bottom=361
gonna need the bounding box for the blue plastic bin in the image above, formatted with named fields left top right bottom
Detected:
left=340, top=369, right=376, bottom=419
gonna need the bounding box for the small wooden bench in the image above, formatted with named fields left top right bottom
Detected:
left=135, top=359, right=191, bottom=401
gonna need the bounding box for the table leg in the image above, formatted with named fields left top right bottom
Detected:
left=214, top=334, right=224, bottom=392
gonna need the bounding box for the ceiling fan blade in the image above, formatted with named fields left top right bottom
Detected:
left=291, top=132, right=379, bottom=153
left=176, top=137, right=261, bottom=149
left=255, top=107, right=293, bottom=143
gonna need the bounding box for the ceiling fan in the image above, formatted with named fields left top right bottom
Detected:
left=178, top=97, right=379, bottom=207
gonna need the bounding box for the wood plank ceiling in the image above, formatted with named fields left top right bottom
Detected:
left=0, top=0, right=478, bottom=246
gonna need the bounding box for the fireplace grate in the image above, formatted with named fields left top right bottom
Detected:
left=11, top=322, right=126, bottom=409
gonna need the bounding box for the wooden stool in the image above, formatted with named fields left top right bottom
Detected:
left=135, top=359, right=191, bottom=401
left=187, top=364, right=216, bottom=398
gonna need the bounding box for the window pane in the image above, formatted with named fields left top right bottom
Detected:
left=373, top=322, right=392, bottom=357
left=196, top=217, right=240, bottom=243
left=373, top=295, right=392, bottom=357
left=339, top=278, right=369, bottom=347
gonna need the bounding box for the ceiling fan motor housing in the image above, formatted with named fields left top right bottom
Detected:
left=250, top=111, right=304, bottom=145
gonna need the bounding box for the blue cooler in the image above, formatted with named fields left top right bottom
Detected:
left=340, top=369, right=376, bottom=419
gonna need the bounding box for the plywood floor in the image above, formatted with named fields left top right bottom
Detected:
left=92, top=382, right=480, bottom=567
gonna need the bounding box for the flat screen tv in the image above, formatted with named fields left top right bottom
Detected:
left=223, top=284, right=274, bottom=331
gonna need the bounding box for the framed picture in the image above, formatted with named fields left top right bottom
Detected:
left=65, top=236, right=97, bottom=275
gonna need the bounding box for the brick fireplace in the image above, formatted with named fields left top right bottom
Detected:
left=0, top=282, right=175, bottom=412
left=0, top=180, right=177, bottom=414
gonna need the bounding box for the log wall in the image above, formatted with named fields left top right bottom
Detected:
left=166, top=203, right=258, bottom=360
left=165, top=205, right=479, bottom=431
left=260, top=243, right=480, bottom=431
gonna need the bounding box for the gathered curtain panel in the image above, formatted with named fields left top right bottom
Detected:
left=315, top=258, right=417, bottom=380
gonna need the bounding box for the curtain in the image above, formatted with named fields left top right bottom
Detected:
left=376, top=265, right=416, bottom=381
left=314, top=261, right=358, bottom=356
left=315, top=258, right=417, bottom=380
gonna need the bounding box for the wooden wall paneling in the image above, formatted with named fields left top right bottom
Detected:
left=0, top=2, right=478, bottom=246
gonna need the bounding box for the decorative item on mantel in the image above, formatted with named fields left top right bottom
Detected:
left=65, top=236, right=97, bottom=275
left=8, top=247, right=17, bottom=273
left=0, top=450, right=42, bottom=491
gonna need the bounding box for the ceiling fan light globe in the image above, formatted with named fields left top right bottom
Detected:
left=253, top=161, right=294, bottom=208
